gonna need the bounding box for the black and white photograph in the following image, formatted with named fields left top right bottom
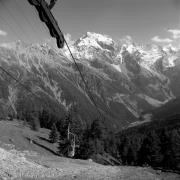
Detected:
left=0, top=0, right=180, bottom=179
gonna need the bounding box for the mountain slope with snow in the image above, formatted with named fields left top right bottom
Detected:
left=0, top=32, right=180, bottom=128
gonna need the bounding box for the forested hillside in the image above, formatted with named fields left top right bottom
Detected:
left=47, top=112, right=180, bottom=172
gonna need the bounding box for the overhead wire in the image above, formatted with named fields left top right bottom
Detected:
left=49, top=2, right=104, bottom=118
left=0, top=9, right=21, bottom=40
left=63, top=38, right=104, bottom=119
left=0, top=1, right=59, bottom=113
left=26, top=0, right=57, bottom=44
left=0, top=66, right=40, bottom=99
left=0, top=64, right=64, bottom=118
left=26, top=0, right=104, bottom=119
left=1, top=1, right=54, bottom=95
left=0, top=0, right=30, bottom=41
left=14, top=0, right=42, bottom=41
left=0, top=2, right=66, bottom=121
left=0, top=0, right=104, bottom=120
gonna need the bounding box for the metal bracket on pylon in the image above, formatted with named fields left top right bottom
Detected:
left=27, top=0, right=64, bottom=48
left=49, top=0, right=58, bottom=9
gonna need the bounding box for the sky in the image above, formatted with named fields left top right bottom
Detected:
left=0, top=0, right=180, bottom=47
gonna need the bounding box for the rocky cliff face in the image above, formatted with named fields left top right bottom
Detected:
left=0, top=32, right=179, bottom=128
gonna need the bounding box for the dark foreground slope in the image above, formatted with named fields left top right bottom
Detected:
left=0, top=120, right=179, bottom=180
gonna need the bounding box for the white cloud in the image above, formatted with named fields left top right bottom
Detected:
left=0, top=30, right=7, bottom=36
left=151, top=36, right=173, bottom=43
left=168, top=29, right=180, bottom=39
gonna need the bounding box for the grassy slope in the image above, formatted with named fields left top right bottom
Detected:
left=0, top=120, right=58, bottom=156
left=0, top=120, right=179, bottom=180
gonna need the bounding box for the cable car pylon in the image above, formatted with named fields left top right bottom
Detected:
left=27, top=0, right=64, bottom=48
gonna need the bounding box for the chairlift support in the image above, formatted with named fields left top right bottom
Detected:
left=27, top=1, right=101, bottom=157
left=27, top=0, right=64, bottom=48
left=49, top=0, right=58, bottom=10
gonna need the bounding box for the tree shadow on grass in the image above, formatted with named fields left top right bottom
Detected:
left=37, top=136, right=51, bottom=143
left=26, top=137, right=59, bottom=156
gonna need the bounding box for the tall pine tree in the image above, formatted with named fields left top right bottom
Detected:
left=49, top=123, right=59, bottom=143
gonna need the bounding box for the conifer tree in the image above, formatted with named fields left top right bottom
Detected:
left=171, top=129, right=180, bottom=170
left=49, top=123, right=59, bottom=143
left=39, top=109, right=50, bottom=128
left=127, top=147, right=135, bottom=165
left=58, top=137, right=71, bottom=156
left=138, top=131, right=162, bottom=166
left=161, top=128, right=180, bottom=169
left=90, top=118, right=106, bottom=140
left=87, top=119, right=106, bottom=155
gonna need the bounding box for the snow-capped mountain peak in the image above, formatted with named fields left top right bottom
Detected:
left=82, top=32, right=114, bottom=46
left=69, top=32, right=115, bottom=60
left=75, top=32, right=114, bottom=51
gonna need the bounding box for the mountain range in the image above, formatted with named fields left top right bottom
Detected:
left=0, top=32, right=180, bottom=129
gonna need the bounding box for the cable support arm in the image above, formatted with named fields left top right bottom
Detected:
left=27, top=0, right=64, bottom=48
